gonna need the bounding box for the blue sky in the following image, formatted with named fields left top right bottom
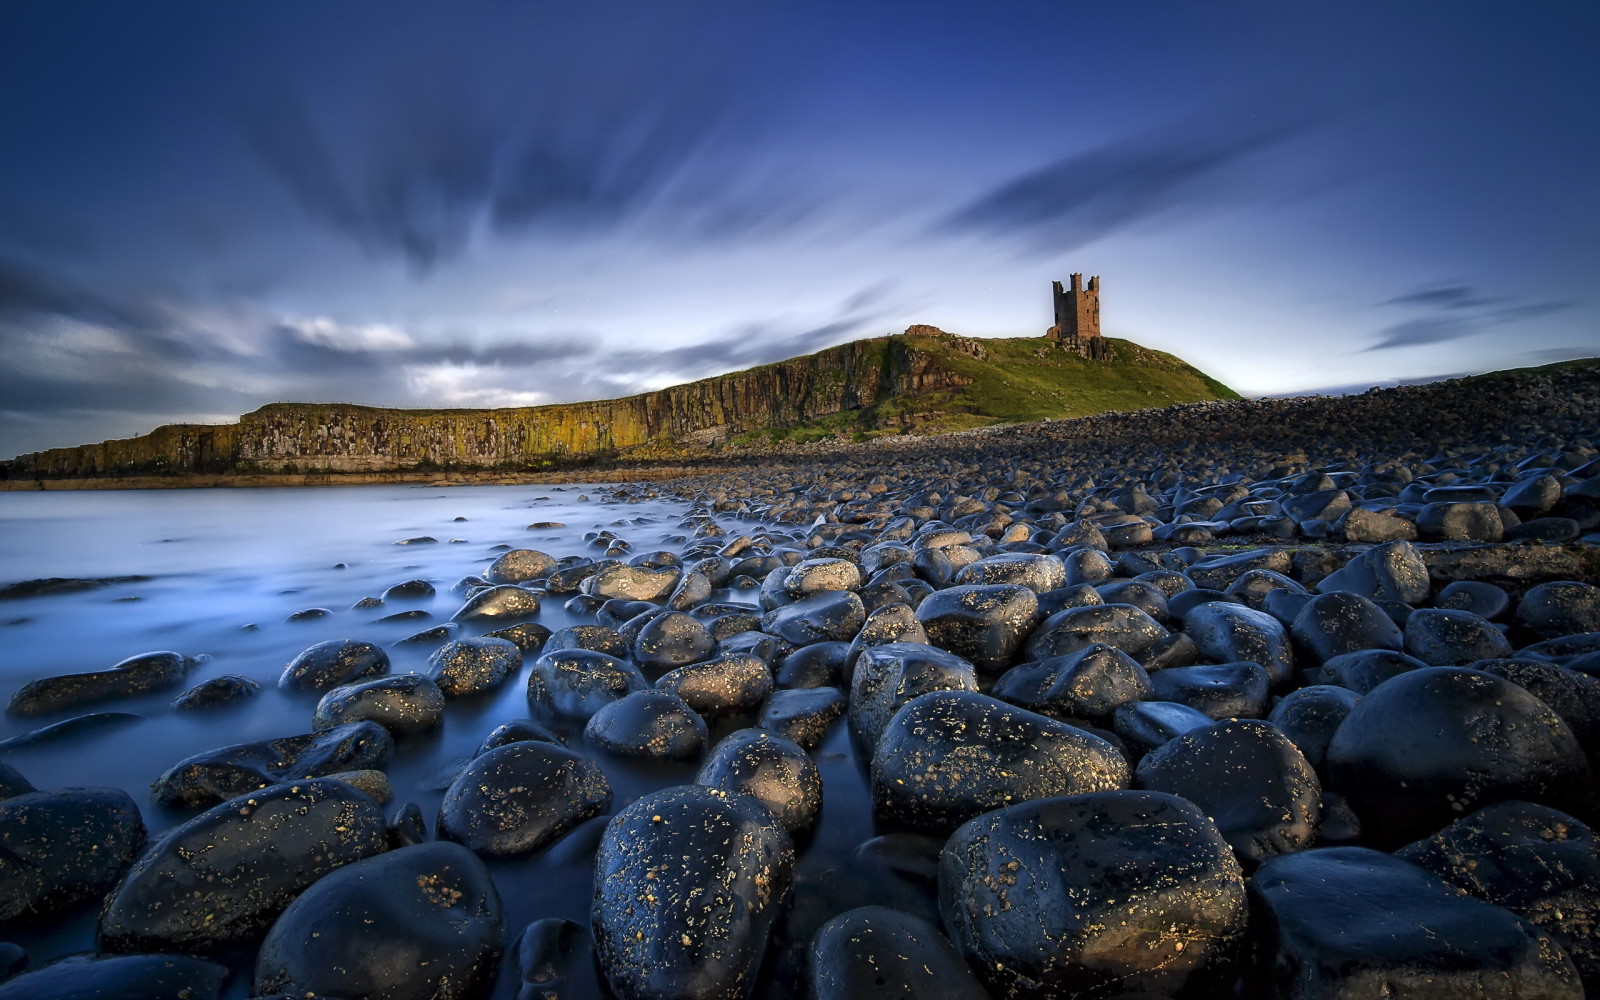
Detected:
left=2, top=1, right=1596, bottom=457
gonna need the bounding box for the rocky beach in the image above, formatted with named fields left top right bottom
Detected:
left=2, top=359, right=1599, bottom=1000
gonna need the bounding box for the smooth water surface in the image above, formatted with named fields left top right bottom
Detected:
left=0, top=484, right=872, bottom=995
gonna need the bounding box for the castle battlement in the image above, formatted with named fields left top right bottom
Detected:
left=1046, top=274, right=1111, bottom=360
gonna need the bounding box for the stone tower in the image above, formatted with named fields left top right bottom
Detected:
left=1046, top=274, right=1111, bottom=359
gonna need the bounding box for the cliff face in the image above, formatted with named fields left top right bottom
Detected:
left=4, top=333, right=980, bottom=477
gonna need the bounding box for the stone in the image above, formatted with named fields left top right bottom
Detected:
left=1326, top=666, right=1595, bottom=846
left=1291, top=591, right=1404, bottom=664
left=255, top=842, right=504, bottom=1000
left=849, top=642, right=980, bottom=754
left=591, top=786, right=794, bottom=1000
left=1417, top=500, right=1505, bottom=542
left=784, top=557, right=862, bottom=596
left=1516, top=580, right=1600, bottom=640
left=486, top=621, right=553, bottom=654
left=486, top=548, right=557, bottom=584
left=1267, top=684, right=1361, bottom=770
left=581, top=563, right=680, bottom=601
left=1403, top=608, right=1515, bottom=666
left=427, top=636, right=523, bottom=697
left=990, top=643, right=1152, bottom=721
left=762, top=589, right=867, bottom=645
left=1112, top=700, right=1217, bottom=756
left=1135, top=718, right=1322, bottom=865
left=508, top=917, right=605, bottom=1000
left=915, top=583, right=1039, bottom=674
left=757, top=686, right=845, bottom=751
left=280, top=639, right=389, bottom=693
left=527, top=649, right=648, bottom=722
left=169, top=674, right=261, bottom=711
left=0, top=787, right=145, bottom=924
left=656, top=652, right=774, bottom=719
left=584, top=689, right=708, bottom=760
left=1397, top=801, right=1600, bottom=991
left=696, top=728, right=822, bottom=837
left=1183, top=599, right=1296, bottom=687
left=1024, top=602, right=1169, bottom=662
left=0, top=954, right=226, bottom=1000
left=150, top=721, right=394, bottom=809
left=872, top=691, right=1129, bottom=835
left=1434, top=579, right=1511, bottom=620
left=953, top=552, right=1067, bottom=593
left=1147, top=662, right=1270, bottom=719
left=439, top=741, right=611, bottom=858
left=809, top=906, right=988, bottom=1000
left=1319, top=647, right=1429, bottom=693
left=383, top=577, right=436, bottom=600
left=7, top=651, right=193, bottom=715
left=633, top=612, right=716, bottom=674
left=313, top=673, right=445, bottom=738
left=100, top=779, right=389, bottom=953
left=939, top=790, right=1248, bottom=999
left=1249, top=846, right=1581, bottom=999
left=453, top=584, right=542, bottom=622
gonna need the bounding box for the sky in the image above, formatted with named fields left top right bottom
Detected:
left=1, top=1, right=1596, bottom=458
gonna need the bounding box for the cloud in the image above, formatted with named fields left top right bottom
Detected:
left=938, top=118, right=1310, bottom=249
left=284, top=316, right=414, bottom=352
left=1365, top=283, right=1577, bottom=351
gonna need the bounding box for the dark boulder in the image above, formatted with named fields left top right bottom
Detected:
left=100, top=779, right=389, bottom=953
left=0, top=787, right=145, bottom=924
left=697, top=728, right=822, bottom=837
left=757, top=686, right=845, bottom=751
left=872, top=691, right=1129, bottom=835
left=809, top=906, right=988, bottom=1000
left=1113, top=700, right=1217, bottom=756
left=7, top=651, right=192, bottom=715
left=1404, top=608, right=1514, bottom=666
left=1266, top=684, right=1361, bottom=770
left=0, top=954, right=226, bottom=1000
left=527, top=649, right=648, bottom=722
left=592, top=785, right=794, bottom=1000
left=1291, top=592, right=1403, bottom=664
left=169, top=674, right=261, bottom=712
left=1249, top=846, right=1581, bottom=999
left=1135, top=718, right=1321, bottom=865
left=151, top=721, right=394, bottom=809
left=939, top=790, right=1248, bottom=999
left=313, top=673, right=444, bottom=738
left=1183, top=600, right=1295, bottom=687
left=1147, top=662, right=1270, bottom=719
left=427, top=636, right=523, bottom=697
left=656, top=652, right=774, bottom=719
left=280, top=639, right=389, bottom=693
left=438, top=741, right=611, bottom=858
left=453, top=584, right=542, bottom=623
left=1326, top=666, right=1595, bottom=846
left=254, top=842, right=503, bottom=1000
left=849, top=642, right=979, bottom=754
left=584, top=689, right=708, bottom=760
left=915, top=583, right=1040, bottom=674
left=1024, top=603, right=1169, bottom=663
left=486, top=548, right=557, bottom=584
left=762, top=590, right=867, bottom=645
left=990, top=643, right=1152, bottom=721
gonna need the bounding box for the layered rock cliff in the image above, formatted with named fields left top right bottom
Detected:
left=2, top=329, right=1237, bottom=480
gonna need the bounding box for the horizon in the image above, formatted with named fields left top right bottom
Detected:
left=3, top=1, right=1597, bottom=458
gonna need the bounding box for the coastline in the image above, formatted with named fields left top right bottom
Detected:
left=0, top=465, right=736, bottom=491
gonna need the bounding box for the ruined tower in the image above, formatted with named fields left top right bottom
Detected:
left=1046, top=274, right=1111, bottom=359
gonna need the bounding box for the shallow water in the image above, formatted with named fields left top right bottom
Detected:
left=0, top=484, right=873, bottom=996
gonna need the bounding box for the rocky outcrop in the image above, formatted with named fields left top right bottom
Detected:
left=1, top=330, right=1226, bottom=480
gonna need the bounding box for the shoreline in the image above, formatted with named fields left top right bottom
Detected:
left=0, top=465, right=736, bottom=491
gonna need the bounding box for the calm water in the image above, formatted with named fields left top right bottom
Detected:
left=0, top=484, right=873, bottom=996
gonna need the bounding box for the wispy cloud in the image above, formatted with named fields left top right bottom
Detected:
left=938, top=117, right=1312, bottom=249
left=1366, top=283, right=1577, bottom=351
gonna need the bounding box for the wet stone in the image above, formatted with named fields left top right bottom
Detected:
left=510, top=918, right=605, bottom=1000
left=849, top=641, right=980, bottom=755
left=1135, top=718, right=1322, bottom=865
left=1249, top=846, right=1582, bottom=999
left=757, top=686, right=845, bottom=752
left=809, top=906, right=988, bottom=1000
left=915, top=583, right=1040, bottom=675
left=584, top=689, right=708, bottom=760
left=1147, top=661, right=1271, bottom=719
left=453, top=584, right=542, bottom=623
left=7, top=650, right=193, bottom=716
left=581, top=562, right=680, bottom=601
left=484, top=620, right=552, bottom=654
left=696, top=728, right=822, bottom=837
left=633, top=611, right=716, bottom=674
left=1318, top=648, right=1428, bottom=693
left=990, top=643, right=1152, bottom=721
left=775, top=640, right=849, bottom=689
left=438, top=741, right=611, bottom=857
left=1267, top=684, right=1361, bottom=770
left=1183, top=599, right=1296, bottom=687
left=478, top=719, right=566, bottom=754
left=1434, top=579, right=1511, bottom=620
left=312, top=673, right=445, bottom=738
left=169, top=674, right=261, bottom=712
left=485, top=548, right=557, bottom=584
left=548, top=624, right=629, bottom=657
left=1403, top=608, right=1514, bottom=666
left=762, top=589, right=867, bottom=645
left=1024, top=602, right=1169, bottom=663
left=656, top=652, right=774, bottom=719
left=151, top=720, right=395, bottom=809
left=1113, top=699, right=1219, bottom=757
left=382, top=577, right=436, bottom=601
left=1291, top=591, right=1404, bottom=664
left=427, top=636, right=523, bottom=697
left=0, top=787, right=145, bottom=925
left=872, top=690, right=1129, bottom=836
left=952, top=551, right=1067, bottom=593
left=527, top=649, right=648, bottom=723
left=255, top=842, right=505, bottom=1000
left=1326, top=666, right=1596, bottom=846
left=100, top=778, right=390, bottom=953
left=1397, top=800, right=1600, bottom=991
left=0, top=954, right=226, bottom=1000
left=280, top=639, right=389, bottom=693
left=1516, top=580, right=1600, bottom=640
left=591, top=785, right=794, bottom=1000
left=939, top=790, right=1249, bottom=1000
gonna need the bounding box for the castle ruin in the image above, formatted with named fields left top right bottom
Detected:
left=1046, top=273, right=1112, bottom=360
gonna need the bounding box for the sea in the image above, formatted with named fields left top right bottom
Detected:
left=0, top=484, right=874, bottom=995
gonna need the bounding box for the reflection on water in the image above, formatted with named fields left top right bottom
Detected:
left=0, top=484, right=873, bottom=997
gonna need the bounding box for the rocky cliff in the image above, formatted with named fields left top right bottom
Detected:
left=2, top=329, right=1237, bottom=480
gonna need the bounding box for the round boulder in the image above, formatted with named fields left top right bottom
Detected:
left=439, top=741, right=611, bottom=857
